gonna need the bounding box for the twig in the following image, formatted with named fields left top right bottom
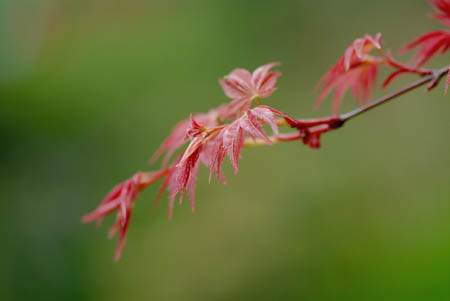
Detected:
left=248, top=66, right=449, bottom=148
left=339, top=67, right=449, bottom=123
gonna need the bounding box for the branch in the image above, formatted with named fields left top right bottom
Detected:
left=247, top=66, right=449, bottom=149
left=339, top=66, right=449, bottom=122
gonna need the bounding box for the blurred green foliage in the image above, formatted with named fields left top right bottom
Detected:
left=1, top=0, right=450, bottom=300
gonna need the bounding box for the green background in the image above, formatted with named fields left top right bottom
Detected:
left=1, top=0, right=450, bottom=300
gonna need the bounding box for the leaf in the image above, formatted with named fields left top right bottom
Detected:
left=315, top=33, right=382, bottom=113
left=218, top=63, right=281, bottom=119
left=251, top=106, right=280, bottom=136
left=400, top=30, right=450, bottom=67
left=383, top=70, right=409, bottom=89
left=202, top=137, right=227, bottom=184
left=252, top=62, right=281, bottom=98
left=223, top=121, right=245, bottom=174
left=172, top=147, right=201, bottom=206
left=152, top=113, right=217, bottom=166
left=187, top=160, right=200, bottom=213
left=430, top=0, right=450, bottom=27
left=239, top=111, right=272, bottom=145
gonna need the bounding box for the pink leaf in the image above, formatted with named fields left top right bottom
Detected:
left=383, top=70, right=409, bottom=89
left=430, top=0, right=450, bottom=27
left=251, top=106, right=280, bottom=136
left=201, top=137, right=227, bottom=184
left=152, top=113, right=218, bottom=166
left=218, top=63, right=281, bottom=118
left=187, top=160, right=200, bottom=213
left=223, top=121, right=245, bottom=174
left=82, top=170, right=168, bottom=260
left=315, top=33, right=382, bottom=113
left=252, top=62, right=281, bottom=98
left=239, top=111, right=272, bottom=145
left=400, top=30, right=450, bottom=67
left=445, top=67, right=450, bottom=95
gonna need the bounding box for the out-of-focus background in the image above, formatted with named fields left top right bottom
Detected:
left=1, top=0, right=450, bottom=300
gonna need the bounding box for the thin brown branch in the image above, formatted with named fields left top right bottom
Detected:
left=339, top=66, right=449, bottom=123
left=291, top=66, right=448, bottom=127
left=254, top=66, right=449, bottom=149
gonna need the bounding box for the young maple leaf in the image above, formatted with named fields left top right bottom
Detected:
left=399, top=30, right=450, bottom=67
left=202, top=135, right=227, bottom=185
left=82, top=170, right=168, bottom=260
left=218, top=63, right=281, bottom=118
left=399, top=0, right=450, bottom=67
left=250, top=106, right=280, bottom=136
left=82, top=105, right=283, bottom=260
left=222, top=106, right=279, bottom=174
left=315, top=33, right=383, bottom=113
left=222, top=121, right=245, bottom=174
left=170, top=130, right=203, bottom=209
left=170, top=106, right=279, bottom=207
left=151, top=162, right=185, bottom=220
left=430, top=0, right=450, bottom=26
left=169, top=117, right=226, bottom=215
left=152, top=112, right=218, bottom=166
left=446, top=68, right=450, bottom=95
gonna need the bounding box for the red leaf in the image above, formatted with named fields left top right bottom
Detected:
left=222, top=121, right=245, bottom=174
left=252, top=62, right=282, bottom=98
left=152, top=113, right=218, bottom=166
left=239, top=111, right=272, bottom=145
left=172, top=146, right=201, bottom=208
left=400, top=30, right=450, bottom=67
left=82, top=170, right=168, bottom=260
left=315, top=33, right=382, bottom=113
left=187, top=160, right=200, bottom=213
left=219, top=68, right=253, bottom=100
left=251, top=106, right=280, bottom=136
left=218, top=63, right=281, bottom=119
left=201, top=136, right=227, bottom=184
left=430, top=0, right=450, bottom=27
left=445, top=67, right=450, bottom=95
